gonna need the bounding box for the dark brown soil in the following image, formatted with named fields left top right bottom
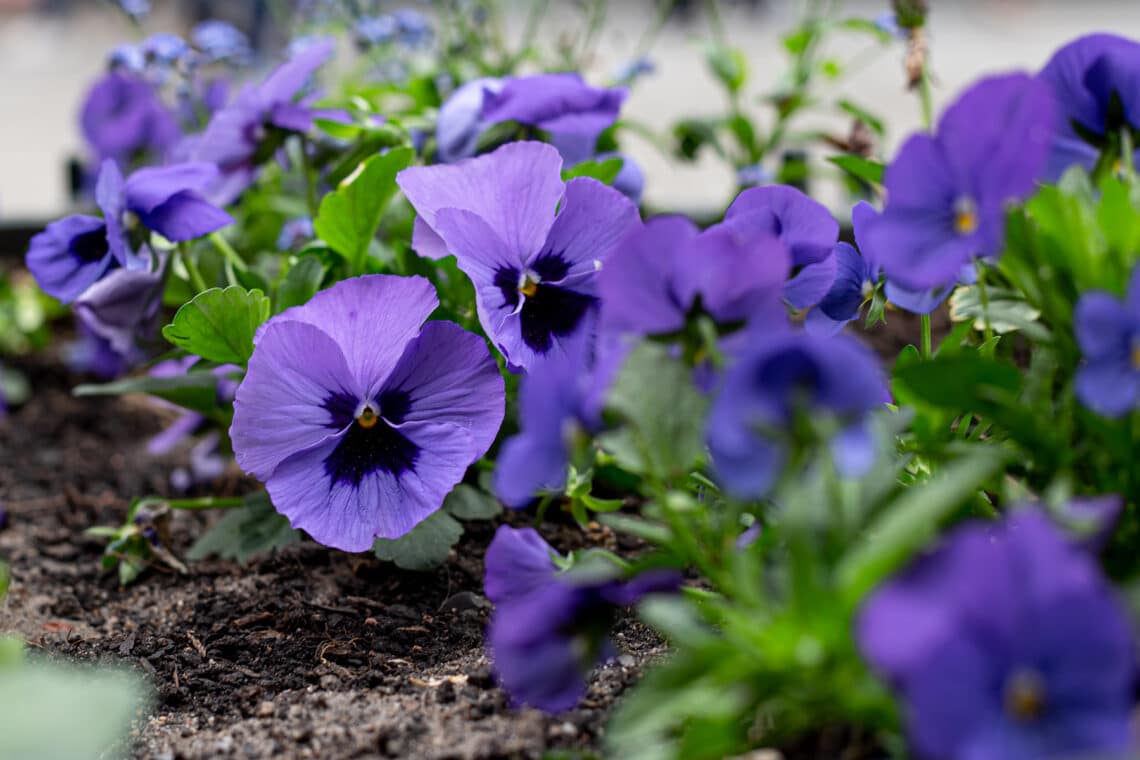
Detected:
left=0, top=353, right=664, bottom=760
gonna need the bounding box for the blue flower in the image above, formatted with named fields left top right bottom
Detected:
left=354, top=15, right=397, bottom=48
left=706, top=329, right=888, bottom=498
left=805, top=243, right=876, bottom=335
left=858, top=509, right=1135, bottom=760
left=191, top=20, right=252, bottom=65
left=485, top=525, right=679, bottom=712
left=1074, top=263, right=1140, bottom=417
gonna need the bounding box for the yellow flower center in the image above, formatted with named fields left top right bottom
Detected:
left=357, top=406, right=379, bottom=429
left=1004, top=669, right=1046, bottom=723
left=517, top=271, right=540, bottom=298
left=1132, top=343, right=1140, bottom=370
left=953, top=195, right=979, bottom=236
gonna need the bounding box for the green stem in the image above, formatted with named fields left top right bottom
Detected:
left=178, top=243, right=208, bottom=293
left=210, top=232, right=247, bottom=272
left=139, top=496, right=246, bottom=512
left=976, top=261, right=994, bottom=344
left=917, top=67, right=934, bottom=130
left=920, top=313, right=932, bottom=359
left=300, top=138, right=319, bottom=218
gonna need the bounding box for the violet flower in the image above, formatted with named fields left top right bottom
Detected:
left=599, top=215, right=789, bottom=336
left=435, top=77, right=505, bottom=163
left=858, top=510, right=1135, bottom=760
left=707, top=330, right=888, bottom=498
left=398, top=141, right=639, bottom=370
left=191, top=20, right=252, bottom=65
left=26, top=159, right=231, bottom=304
left=1038, top=34, right=1140, bottom=180
left=80, top=71, right=180, bottom=166
left=804, top=242, right=875, bottom=335
left=1074, top=263, right=1140, bottom=418
left=230, top=275, right=505, bottom=551
left=73, top=254, right=166, bottom=356
left=181, top=38, right=337, bottom=204
left=485, top=525, right=679, bottom=712
left=863, top=73, right=1056, bottom=291
left=722, top=185, right=840, bottom=309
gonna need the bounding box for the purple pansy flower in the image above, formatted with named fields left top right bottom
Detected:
left=600, top=215, right=789, bottom=336
left=277, top=216, right=314, bottom=251
left=181, top=38, right=336, bottom=204
left=707, top=330, right=888, bottom=498
left=723, top=185, right=840, bottom=310
left=26, top=159, right=231, bottom=304
left=1074, top=264, right=1140, bottom=418
left=191, top=20, right=252, bottom=65
left=65, top=323, right=138, bottom=379
left=398, top=141, right=639, bottom=370
left=230, top=275, right=505, bottom=551
left=435, top=77, right=505, bottom=163
left=805, top=242, right=875, bottom=335
left=74, top=253, right=166, bottom=356
left=858, top=510, right=1135, bottom=760
left=493, top=335, right=620, bottom=508
left=485, top=525, right=679, bottom=712
left=863, top=73, right=1056, bottom=292
left=147, top=357, right=240, bottom=459
left=1038, top=34, right=1140, bottom=181
left=80, top=72, right=180, bottom=166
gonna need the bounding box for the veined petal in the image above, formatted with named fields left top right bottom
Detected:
left=95, top=159, right=130, bottom=266
left=725, top=184, right=838, bottom=267
left=136, top=191, right=234, bottom=242
left=533, top=177, right=639, bottom=282
left=124, top=162, right=220, bottom=214
left=25, top=215, right=112, bottom=304
left=231, top=319, right=361, bottom=482
left=599, top=216, right=698, bottom=335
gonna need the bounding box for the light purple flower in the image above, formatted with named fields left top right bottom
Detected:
left=863, top=73, right=1056, bottom=291
left=230, top=275, right=505, bottom=551
left=1074, top=263, right=1140, bottom=418
left=435, top=77, right=505, bottom=163
left=80, top=72, right=180, bottom=165
left=74, top=253, right=166, bottom=355
left=858, top=510, right=1135, bottom=760
left=398, top=141, right=639, bottom=370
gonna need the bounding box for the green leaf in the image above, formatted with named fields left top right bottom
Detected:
left=1097, top=174, right=1140, bottom=259
left=275, top=256, right=327, bottom=312
left=162, top=286, right=271, bottom=365
left=314, top=147, right=415, bottom=273
left=597, top=512, right=673, bottom=545
left=442, top=484, right=502, bottom=520
left=893, top=353, right=1022, bottom=410
left=600, top=342, right=708, bottom=480
left=836, top=98, right=886, bottom=136
left=74, top=371, right=222, bottom=416
left=562, top=157, right=623, bottom=185
left=837, top=448, right=1006, bottom=604
left=0, top=661, right=148, bottom=759
left=0, top=561, right=8, bottom=600
left=704, top=43, right=747, bottom=93
left=187, top=492, right=300, bottom=564
left=372, top=510, right=463, bottom=571
left=828, top=154, right=884, bottom=184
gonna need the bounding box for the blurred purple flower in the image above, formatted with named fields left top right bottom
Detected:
left=1074, top=263, right=1140, bottom=418
left=398, top=141, right=639, bottom=370
left=435, top=77, right=504, bottom=162
left=80, top=71, right=180, bottom=165
left=1038, top=34, right=1140, bottom=180
left=863, top=73, right=1056, bottom=291
left=804, top=242, right=875, bottom=335
left=191, top=20, right=251, bottom=65
left=707, top=330, right=888, bottom=498
left=858, top=510, right=1135, bottom=760
left=277, top=216, right=314, bottom=251
left=485, top=525, right=679, bottom=712
left=354, top=15, right=397, bottom=48
left=181, top=38, right=337, bottom=204
left=394, top=9, right=432, bottom=48
left=74, top=253, right=166, bottom=356
left=65, top=322, right=139, bottom=379
left=230, top=275, right=504, bottom=551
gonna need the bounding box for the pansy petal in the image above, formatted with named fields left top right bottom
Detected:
left=902, top=636, right=999, bottom=759
left=257, top=37, right=334, bottom=106
left=379, top=320, right=505, bottom=458
left=1074, top=291, right=1134, bottom=361
left=489, top=616, right=586, bottom=712
left=25, top=215, right=112, bottom=304
left=484, top=526, right=560, bottom=605
left=95, top=159, right=130, bottom=266
left=725, top=185, right=838, bottom=266
left=599, top=216, right=698, bottom=335
left=817, top=243, right=869, bottom=321
left=137, top=191, right=234, bottom=242
left=783, top=253, right=836, bottom=311
left=273, top=274, right=439, bottom=389
left=482, top=73, right=625, bottom=137
left=535, top=177, right=639, bottom=281
left=884, top=280, right=953, bottom=315
left=865, top=206, right=973, bottom=291
left=410, top=216, right=451, bottom=260
left=74, top=263, right=165, bottom=354
left=494, top=431, right=568, bottom=509
left=681, top=218, right=790, bottom=321
left=123, top=162, right=220, bottom=214
left=1076, top=361, right=1140, bottom=418
left=231, top=319, right=361, bottom=481
left=831, top=422, right=876, bottom=477
left=397, top=141, right=564, bottom=260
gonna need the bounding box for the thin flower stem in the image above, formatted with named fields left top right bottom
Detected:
left=920, top=313, right=932, bottom=359
left=300, top=137, right=319, bottom=218
left=210, top=232, right=248, bottom=272
left=178, top=243, right=208, bottom=293
left=138, top=496, right=246, bottom=512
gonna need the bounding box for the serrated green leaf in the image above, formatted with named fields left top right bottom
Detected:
left=443, top=484, right=502, bottom=520
left=74, top=372, right=221, bottom=416
left=315, top=147, right=415, bottom=273
left=562, top=157, right=623, bottom=185
left=275, top=256, right=327, bottom=312
left=372, top=510, right=463, bottom=571
left=187, top=492, right=299, bottom=564
left=600, top=343, right=708, bottom=480
left=162, top=286, right=271, bottom=365
left=837, top=449, right=1006, bottom=604
left=828, top=154, right=884, bottom=184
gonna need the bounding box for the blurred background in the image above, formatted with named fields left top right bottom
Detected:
left=0, top=0, right=1137, bottom=221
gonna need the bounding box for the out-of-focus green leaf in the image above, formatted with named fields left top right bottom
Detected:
left=948, top=286, right=1051, bottom=341
left=372, top=510, right=463, bottom=571
left=442, top=484, right=502, bottom=520
left=563, top=157, right=623, bottom=185
left=187, top=492, right=300, bottom=564
left=704, top=43, right=747, bottom=93
left=74, top=372, right=221, bottom=417
left=275, top=255, right=327, bottom=312
left=828, top=154, right=884, bottom=184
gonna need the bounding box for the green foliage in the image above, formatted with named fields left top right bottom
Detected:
left=372, top=484, right=502, bottom=570
left=704, top=43, right=748, bottom=94
left=162, top=286, right=271, bottom=365
left=563, top=157, right=624, bottom=185
left=314, top=147, right=415, bottom=274
left=74, top=371, right=225, bottom=418
left=187, top=493, right=301, bottom=565
left=275, top=255, right=327, bottom=313
left=828, top=154, right=884, bottom=184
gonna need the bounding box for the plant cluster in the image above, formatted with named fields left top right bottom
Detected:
left=12, top=1, right=1140, bottom=758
